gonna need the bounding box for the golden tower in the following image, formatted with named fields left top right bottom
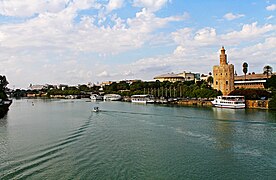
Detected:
left=213, top=47, right=234, bottom=95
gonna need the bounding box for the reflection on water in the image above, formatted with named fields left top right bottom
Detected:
left=0, top=116, right=8, bottom=127
left=0, top=99, right=275, bottom=179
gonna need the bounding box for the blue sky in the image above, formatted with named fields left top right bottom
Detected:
left=0, top=0, right=275, bottom=88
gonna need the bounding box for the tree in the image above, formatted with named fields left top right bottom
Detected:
left=0, top=75, right=9, bottom=90
left=263, top=65, right=273, bottom=80
left=265, top=75, right=276, bottom=90
left=242, top=62, right=248, bottom=80
left=0, top=75, right=9, bottom=100
left=207, top=76, right=213, bottom=86
left=268, top=94, right=276, bottom=110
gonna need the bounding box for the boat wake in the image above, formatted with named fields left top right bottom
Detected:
left=0, top=113, right=94, bottom=179
left=100, top=109, right=276, bottom=127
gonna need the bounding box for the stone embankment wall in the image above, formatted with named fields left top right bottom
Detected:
left=176, top=100, right=212, bottom=107
left=245, top=100, right=269, bottom=109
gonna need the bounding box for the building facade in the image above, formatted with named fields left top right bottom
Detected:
left=177, top=71, right=195, bottom=81
left=213, top=47, right=234, bottom=95
left=234, top=73, right=273, bottom=89
left=154, top=73, right=185, bottom=82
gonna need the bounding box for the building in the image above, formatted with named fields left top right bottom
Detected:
left=154, top=73, right=185, bottom=82
left=29, top=84, right=46, bottom=90
left=234, top=73, right=273, bottom=89
left=177, top=71, right=196, bottom=81
left=100, top=81, right=114, bottom=86
left=213, top=47, right=234, bottom=95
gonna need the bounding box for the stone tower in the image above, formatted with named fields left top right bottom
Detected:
left=213, top=47, right=234, bottom=95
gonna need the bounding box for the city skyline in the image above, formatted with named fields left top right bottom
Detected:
left=0, top=0, right=275, bottom=88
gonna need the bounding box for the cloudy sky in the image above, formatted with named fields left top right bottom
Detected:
left=0, top=0, right=275, bottom=88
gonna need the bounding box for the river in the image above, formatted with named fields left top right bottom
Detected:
left=0, top=99, right=276, bottom=179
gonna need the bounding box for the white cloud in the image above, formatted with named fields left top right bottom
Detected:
left=194, top=27, right=217, bottom=44
left=123, top=22, right=276, bottom=79
left=228, top=37, right=276, bottom=74
left=0, top=6, right=185, bottom=54
left=106, top=0, right=124, bottom=12
left=266, top=4, right=276, bottom=11
left=266, top=15, right=274, bottom=20
left=0, top=0, right=70, bottom=17
left=223, top=13, right=245, bottom=20
left=122, top=71, right=134, bottom=76
left=0, top=1, right=188, bottom=88
left=0, top=1, right=274, bottom=88
left=0, top=0, right=101, bottom=17
left=133, top=0, right=170, bottom=12
left=222, top=22, right=275, bottom=42
left=97, top=71, right=111, bottom=77
left=172, top=22, right=276, bottom=48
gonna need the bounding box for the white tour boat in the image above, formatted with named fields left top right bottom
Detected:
left=90, top=94, right=103, bottom=101
left=131, top=95, right=155, bottom=103
left=211, top=95, right=245, bottom=109
left=103, top=94, right=122, bottom=101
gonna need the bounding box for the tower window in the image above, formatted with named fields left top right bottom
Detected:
left=226, top=81, right=228, bottom=85
left=226, top=73, right=227, bottom=75
left=216, top=81, right=218, bottom=85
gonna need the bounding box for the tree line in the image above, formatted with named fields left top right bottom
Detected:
left=104, top=80, right=221, bottom=99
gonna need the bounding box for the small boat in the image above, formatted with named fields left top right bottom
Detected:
left=211, top=95, right=245, bottom=109
left=92, top=107, right=99, bottom=112
left=131, top=94, right=155, bottom=103
left=103, top=94, right=121, bottom=101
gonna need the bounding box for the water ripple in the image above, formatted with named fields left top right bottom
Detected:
left=0, top=113, right=94, bottom=179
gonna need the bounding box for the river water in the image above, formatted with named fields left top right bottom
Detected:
left=0, top=99, right=276, bottom=179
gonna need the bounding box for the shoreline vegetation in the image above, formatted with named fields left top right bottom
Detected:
left=0, top=75, right=12, bottom=118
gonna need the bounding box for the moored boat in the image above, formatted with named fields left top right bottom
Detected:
left=211, top=95, right=245, bottom=109
left=90, top=94, right=103, bottom=101
left=0, top=99, right=12, bottom=118
left=103, top=94, right=121, bottom=101
left=131, top=95, right=155, bottom=103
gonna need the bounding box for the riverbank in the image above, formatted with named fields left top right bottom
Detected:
left=174, top=99, right=212, bottom=107
left=21, top=96, right=272, bottom=110
left=174, top=99, right=270, bottom=110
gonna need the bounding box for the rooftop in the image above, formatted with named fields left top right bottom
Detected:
left=154, top=73, right=185, bottom=79
left=234, top=73, right=275, bottom=81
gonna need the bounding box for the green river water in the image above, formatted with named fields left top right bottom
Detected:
left=0, top=99, right=276, bottom=179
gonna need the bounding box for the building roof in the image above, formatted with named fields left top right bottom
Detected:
left=29, top=85, right=46, bottom=90
left=154, top=73, right=185, bottom=79
left=234, top=73, right=274, bottom=81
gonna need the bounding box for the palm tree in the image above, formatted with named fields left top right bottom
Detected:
left=242, top=62, right=248, bottom=80
left=263, top=65, right=273, bottom=80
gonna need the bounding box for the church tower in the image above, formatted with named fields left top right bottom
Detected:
left=213, top=47, right=234, bottom=95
